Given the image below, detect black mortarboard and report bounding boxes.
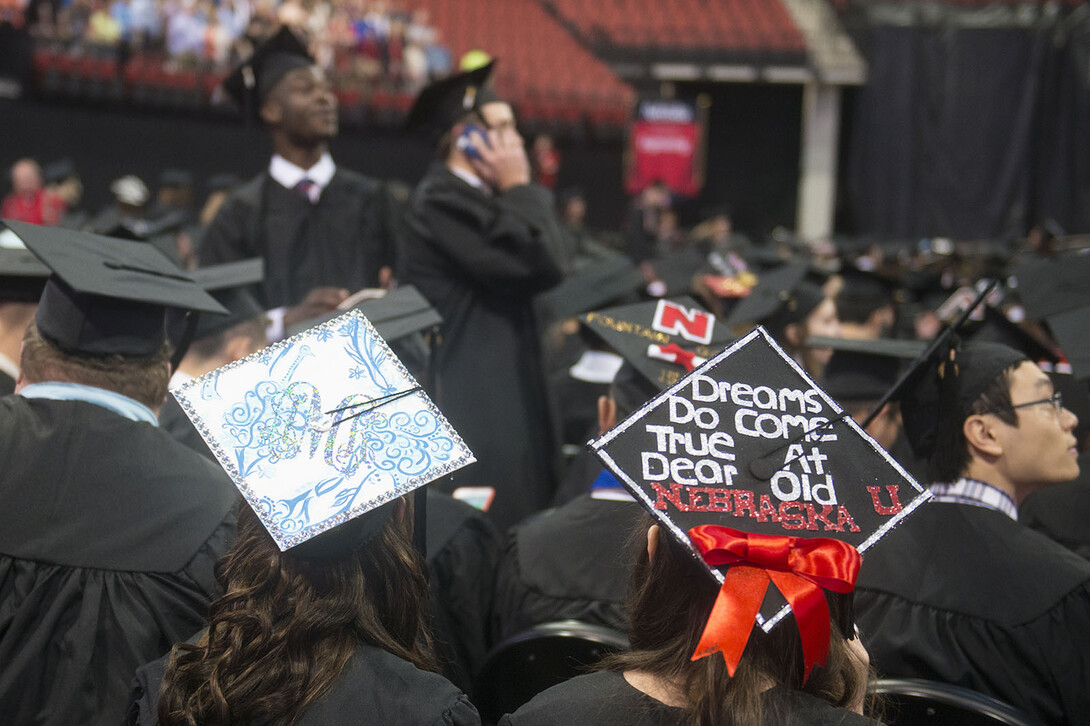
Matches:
[221,26,314,124]
[191,259,265,340]
[174,308,474,555]
[3,220,226,357]
[812,337,925,403]
[42,158,78,186]
[591,326,928,679]
[836,267,896,324]
[159,168,194,188]
[403,61,500,140]
[899,341,1027,460]
[537,255,644,322]
[285,285,441,342]
[1010,252,1090,380]
[646,246,706,297]
[581,297,733,392]
[725,262,825,333]
[0,242,50,303]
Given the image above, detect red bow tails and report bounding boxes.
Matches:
[686,525,861,682]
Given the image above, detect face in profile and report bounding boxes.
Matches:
[991,361,1080,490]
[479,101,522,147]
[264,66,339,142]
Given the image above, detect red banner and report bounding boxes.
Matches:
[627,120,702,197]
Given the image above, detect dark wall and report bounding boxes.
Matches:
[0,99,628,229]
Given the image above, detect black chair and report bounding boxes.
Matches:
[869,678,1045,726]
[473,620,629,724]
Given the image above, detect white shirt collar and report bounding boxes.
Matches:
[448,165,491,195]
[0,351,18,382]
[929,477,1018,521]
[268,152,336,195]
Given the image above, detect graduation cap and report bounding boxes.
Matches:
[1010,252,1090,380]
[725,262,825,334]
[0,244,50,303]
[836,267,897,322]
[581,297,734,392]
[222,26,315,124]
[536,255,644,322]
[190,259,266,340]
[285,285,441,342]
[590,326,929,680]
[811,337,925,404]
[42,158,78,186]
[172,308,474,555]
[403,61,500,140]
[2,219,227,358]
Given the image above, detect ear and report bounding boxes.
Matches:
[598,395,617,435]
[783,321,804,349]
[259,98,282,126]
[646,524,660,563]
[963,414,1004,458]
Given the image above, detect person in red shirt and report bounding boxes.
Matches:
[2,159,65,226]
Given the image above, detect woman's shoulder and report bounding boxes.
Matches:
[297,646,480,726]
[769,687,879,726]
[500,671,678,726]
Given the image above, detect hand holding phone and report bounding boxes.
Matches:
[456,124,490,161]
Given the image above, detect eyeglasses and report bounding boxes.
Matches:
[985,391,1064,416]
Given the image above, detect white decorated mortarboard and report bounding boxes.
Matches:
[173,309,474,554]
[590,326,930,680]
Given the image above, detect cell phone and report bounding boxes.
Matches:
[455,123,489,161]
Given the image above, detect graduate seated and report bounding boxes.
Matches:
[135,299,481,725]
[0,221,238,726]
[855,341,1090,725]
[501,325,909,726]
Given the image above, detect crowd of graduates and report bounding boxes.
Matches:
[3,22,1090,726]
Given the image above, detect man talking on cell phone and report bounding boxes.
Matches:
[400,60,569,531]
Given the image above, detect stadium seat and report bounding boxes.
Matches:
[869,678,1045,726]
[473,620,629,724]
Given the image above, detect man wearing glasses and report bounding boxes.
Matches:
[854,342,1090,725]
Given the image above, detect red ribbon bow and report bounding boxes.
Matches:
[687,525,861,682]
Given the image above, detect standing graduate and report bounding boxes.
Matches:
[201,26,397,339]
[400,62,567,529]
[0,222,239,726]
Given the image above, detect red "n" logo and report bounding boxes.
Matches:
[653,300,713,344]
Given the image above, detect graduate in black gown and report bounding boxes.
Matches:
[200,27,396,336]
[855,341,1090,725]
[0,246,48,395]
[401,62,567,529]
[0,222,239,726]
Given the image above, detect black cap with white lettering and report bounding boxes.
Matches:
[590,325,929,673]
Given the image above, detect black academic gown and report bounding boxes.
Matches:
[200,168,394,309]
[491,491,643,644]
[0,369,13,397]
[1019,452,1090,561]
[401,164,566,529]
[129,643,480,726]
[0,396,238,726]
[159,393,214,460]
[855,501,1090,726]
[498,670,874,726]
[426,489,503,696]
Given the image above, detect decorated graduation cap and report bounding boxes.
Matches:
[173,308,473,556]
[2,219,226,358]
[222,26,315,124]
[0,242,50,303]
[590,326,929,681]
[581,297,734,392]
[403,61,500,141]
[190,259,266,340]
[725,262,825,334]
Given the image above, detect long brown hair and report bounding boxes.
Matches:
[601,517,868,726]
[156,499,436,726]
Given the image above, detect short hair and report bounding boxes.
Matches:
[20,321,170,410]
[928,365,1019,483]
[187,317,267,361]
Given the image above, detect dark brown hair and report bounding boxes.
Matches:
[601,518,868,726]
[929,366,1018,484]
[156,500,436,726]
[20,320,169,409]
